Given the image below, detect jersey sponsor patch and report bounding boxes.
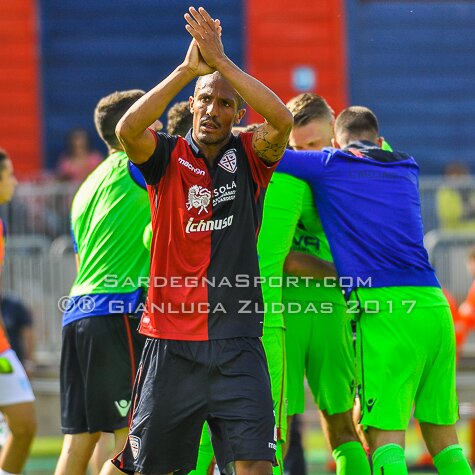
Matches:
[129,435,141,461]
[185,216,234,234]
[213,181,237,206]
[218,148,237,173]
[186,185,211,215]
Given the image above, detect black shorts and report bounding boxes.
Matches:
[113,337,276,475]
[60,315,145,434]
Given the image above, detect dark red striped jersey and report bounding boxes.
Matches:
[136,130,278,340]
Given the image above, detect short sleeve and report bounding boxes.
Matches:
[128,161,147,190]
[240,132,279,188]
[135,130,178,185]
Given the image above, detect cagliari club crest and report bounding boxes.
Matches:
[129,435,141,460]
[218,148,237,173]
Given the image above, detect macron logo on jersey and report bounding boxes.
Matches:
[185,216,234,233]
[178,157,206,176]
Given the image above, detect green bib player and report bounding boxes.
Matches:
[277,106,472,475]
[281,94,370,475]
[55,90,161,475]
[258,171,325,475]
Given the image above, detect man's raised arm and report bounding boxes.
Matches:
[115,39,215,164]
[185,7,293,164]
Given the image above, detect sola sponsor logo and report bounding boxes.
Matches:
[185,215,234,233]
[214,181,236,198]
[186,185,211,215]
[178,157,206,176]
[213,180,237,206]
[218,148,237,173]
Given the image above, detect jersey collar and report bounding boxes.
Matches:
[344,140,411,163]
[343,140,379,152]
[185,130,236,160]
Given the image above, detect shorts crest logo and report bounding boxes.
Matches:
[218,148,237,173]
[366,398,376,413]
[115,399,131,418]
[186,185,211,215]
[129,435,141,460]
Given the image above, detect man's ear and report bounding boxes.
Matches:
[189,96,194,113]
[377,136,384,147]
[234,108,246,125]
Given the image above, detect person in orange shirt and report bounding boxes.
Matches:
[458,247,475,467]
[443,289,468,357]
[458,246,475,332]
[0,148,37,475]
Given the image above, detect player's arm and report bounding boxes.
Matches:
[284,251,337,279]
[21,326,35,377]
[185,7,293,164]
[116,40,214,164]
[277,148,329,184]
[258,176,306,284]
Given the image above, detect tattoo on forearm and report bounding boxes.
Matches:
[253,126,287,164]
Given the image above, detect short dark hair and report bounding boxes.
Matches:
[194,72,245,110]
[286,93,334,126]
[0,148,9,177]
[167,101,193,136]
[94,89,145,150]
[334,106,379,140]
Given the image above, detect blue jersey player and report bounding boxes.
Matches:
[277,106,471,475]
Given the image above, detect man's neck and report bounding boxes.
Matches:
[191,132,232,166]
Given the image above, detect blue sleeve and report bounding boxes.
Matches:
[128,161,147,190]
[276,149,328,184]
